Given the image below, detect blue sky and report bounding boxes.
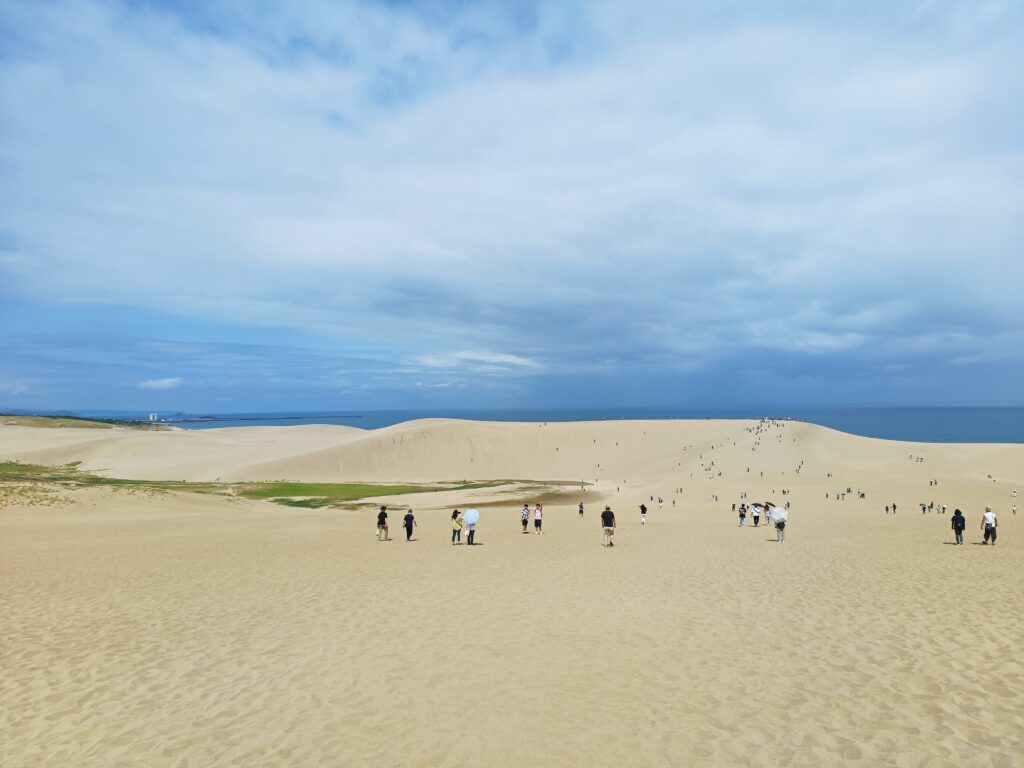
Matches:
[1,0,1023,411]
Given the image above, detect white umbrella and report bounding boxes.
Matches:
[770,507,788,524]
[462,508,480,526]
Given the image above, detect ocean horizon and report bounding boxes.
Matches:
[9,405,1024,444]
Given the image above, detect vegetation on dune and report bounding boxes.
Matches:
[238,480,502,506]
[238,482,430,501]
[0,414,169,430]
[0,462,505,508]
[0,462,223,494]
[0,462,53,476]
[268,497,342,509]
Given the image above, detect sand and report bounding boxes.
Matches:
[2,418,1022,767]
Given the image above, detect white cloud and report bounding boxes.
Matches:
[0,377,29,396]
[1,0,1022,395]
[139,377,183,390]
[412,351,542,371]
[452,351,542,368]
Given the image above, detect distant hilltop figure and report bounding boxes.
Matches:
[148,413,159,422]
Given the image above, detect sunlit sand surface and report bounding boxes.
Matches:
[2,419,1022,767]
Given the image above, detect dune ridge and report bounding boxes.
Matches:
[4,418,1021,487]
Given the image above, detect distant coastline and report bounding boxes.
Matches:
[3,406,1022,444]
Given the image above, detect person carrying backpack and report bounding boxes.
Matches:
[951,509,966,545]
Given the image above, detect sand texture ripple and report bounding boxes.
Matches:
[2,418,1022,767]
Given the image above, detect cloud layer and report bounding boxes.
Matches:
[1,0,1022,408]
[139,377,183,390]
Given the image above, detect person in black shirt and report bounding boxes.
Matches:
[639,503,647,526]
[951,509,966,545]
[403,509,416,541]
[376,506,389,541]
[601,505,616,547]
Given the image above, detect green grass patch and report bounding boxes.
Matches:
[1,414,168,430]
[0,461,223,494]
[1,461,504,508]
[239,482,430,501]
[238,480,503,506]
[269,497,337,509]
[0,461,52,476]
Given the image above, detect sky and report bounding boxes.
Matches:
[1,0,1023,412]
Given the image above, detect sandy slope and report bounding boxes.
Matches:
[2,419,1022,767]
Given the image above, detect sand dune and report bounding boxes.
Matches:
[6,417,1020,489]
[2,419,1022,767]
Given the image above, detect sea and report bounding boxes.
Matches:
[17,406,1024,444]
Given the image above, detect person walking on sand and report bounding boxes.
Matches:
[377,506,389,541]
[601,505,616,547]
[534,503,543,534]
[521,504,530,534]
[770,504,786,543]
[738,504,747,527]
[579,501,584,518]
[403,509,416,541]
[951,509,966,545]
[981,507,998,545]
[451,509,463,545]
[640,503,647,525]
[752,505,760,527]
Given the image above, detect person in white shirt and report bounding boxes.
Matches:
[981,508,998,545]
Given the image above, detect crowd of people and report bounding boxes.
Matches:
[735,501,788,541]
[373,490,1008,549]
[374,501,620,546]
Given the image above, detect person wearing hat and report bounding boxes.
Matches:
[601,505,616,547]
